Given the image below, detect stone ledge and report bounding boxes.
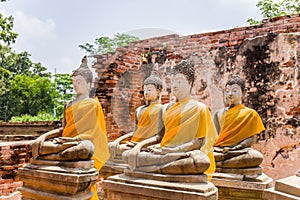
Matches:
[103,174,218,200]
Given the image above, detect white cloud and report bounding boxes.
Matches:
[13,11,56,39]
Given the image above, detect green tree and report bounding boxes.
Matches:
[53,73,74,118]
[0,6,55,121]
[79,33,139,54]
[0,13,18,45]
[248,0,300,25]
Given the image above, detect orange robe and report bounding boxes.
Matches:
[131,103,162,142]
[62,98,110,200]
[215,104,265,147]
[161,97,218,175]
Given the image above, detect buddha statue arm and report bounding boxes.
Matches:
[221,135,256,153]
[150,137,205,154]
[31,127,64,158]
[123,134,162,170]
[109,132,134,158]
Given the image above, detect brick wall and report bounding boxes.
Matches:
[0,141,31,198]
[0,122,60,198]
[93,14,300,180]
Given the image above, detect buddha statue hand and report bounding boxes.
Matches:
[122,144,142,170]
[31,128,63,159]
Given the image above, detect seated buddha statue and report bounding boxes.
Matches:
[31,58,110,200]
[122,60,218,175]
[213,75,264,169]
[31,57,109,168]
[108,72,164,163]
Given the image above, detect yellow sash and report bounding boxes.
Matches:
[62,98,110,171]
[131,103,162,142]
[160,98,218,176]
[215,104,265,147]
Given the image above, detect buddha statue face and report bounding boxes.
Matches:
[225,83,243,105]
[172,73,191,100]
[72,75,91,95]
[143,84,159,102]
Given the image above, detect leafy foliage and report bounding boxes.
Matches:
[0,13,18,45]
[248,0,300,25]
[10,112,60,122]
[79,33,139,54]
[0,10,59,121]
[52,73,74,118]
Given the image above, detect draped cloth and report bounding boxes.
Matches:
[62,98,110,200]
[160,97,218,175]
[215,104,265,147]
[131,103,163,142]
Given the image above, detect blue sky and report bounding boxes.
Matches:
[0,0,262,74]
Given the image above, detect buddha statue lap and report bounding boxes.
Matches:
[213,75,264,171]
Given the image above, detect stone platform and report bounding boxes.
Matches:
[211,168,273,200]
[100,160,127,179]
[263,173,300,200]
[19,159,99,200]
[102,172,218,200]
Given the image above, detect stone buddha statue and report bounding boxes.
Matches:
[122,60,218,175]
[108,71,164,163]
[30,58,110,199]
[213,75,264,170]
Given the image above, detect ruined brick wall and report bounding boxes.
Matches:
[0,141,31,198]
[93,14,300,180]
[0,122,59,198]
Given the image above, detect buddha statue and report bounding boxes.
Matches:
[107,71,164,163]
[30,57,110,200]
[122,60,218,175]
[213,75,264,169]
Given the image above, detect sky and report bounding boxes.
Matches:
[0,0,262,74]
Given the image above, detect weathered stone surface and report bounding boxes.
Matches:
[103,174,218,200]
[263,175,300,200]
[215,167,262,177]
[19,159,98,200]
[100,161,127,179]
[124,170,207,183]
[212,173,273,200]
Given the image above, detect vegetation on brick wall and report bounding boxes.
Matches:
[79,33,139,54]
[248,0,300,25]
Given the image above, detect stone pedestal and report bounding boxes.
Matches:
[212,168,273,200]
[100,160,127,179]
[19,159,99,200]
[263,173,300,200]
[102,172,218,200]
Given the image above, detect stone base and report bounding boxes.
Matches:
[124,169,208,183]
[99,160,127,179]
[263,175,300,200]
[102,173,218,200]
[19,159,98,200]
[212,172,273,200]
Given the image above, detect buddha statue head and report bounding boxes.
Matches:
[225,75,245,106]
[171,60,195,100]
[72,56,94,96]
[143,71,163,103]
